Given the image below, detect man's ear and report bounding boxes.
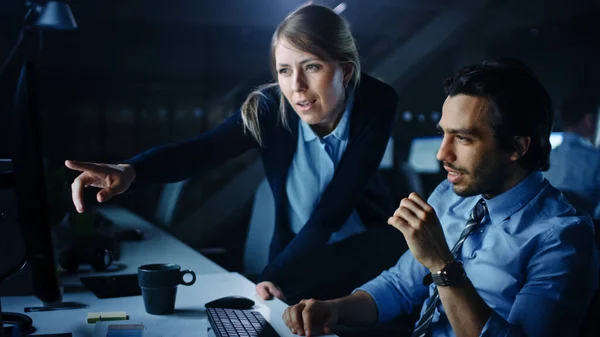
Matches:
[510,136,531,162]
[342,63,354,87]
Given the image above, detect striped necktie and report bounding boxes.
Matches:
[411,198,487,337]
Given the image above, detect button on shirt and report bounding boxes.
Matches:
[358,172,599,336]
[286,89,367,244]
[544,132,600,218]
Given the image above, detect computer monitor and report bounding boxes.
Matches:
[8,61,61,304]
[408,132,566,174]
[408,136,442,174]
[549,132,563,149]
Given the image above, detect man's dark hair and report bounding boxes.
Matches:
[443,58,553,172]
[560,96,599,128]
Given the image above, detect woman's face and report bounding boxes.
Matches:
[274,38,353,136]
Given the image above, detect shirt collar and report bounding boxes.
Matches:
[484,171,545,225]
[300,88,354,143]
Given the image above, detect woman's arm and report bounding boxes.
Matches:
[123,90,279,185]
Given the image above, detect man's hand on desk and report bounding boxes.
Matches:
[65,160,136,213]
[256,281,287,302]
[283,299,338,337]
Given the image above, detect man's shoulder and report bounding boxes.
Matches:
[519,183,593,237]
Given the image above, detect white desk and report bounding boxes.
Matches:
[1,206,337,337]
[3,272,334,337]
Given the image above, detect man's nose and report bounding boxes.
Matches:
[436,136,456,163]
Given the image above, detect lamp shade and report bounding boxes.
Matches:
[35,1,77,30]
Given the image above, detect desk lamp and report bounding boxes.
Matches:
[0,1,77,336]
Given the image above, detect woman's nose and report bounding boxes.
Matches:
[292,72,307,92]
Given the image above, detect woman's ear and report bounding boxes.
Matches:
[342,63,354,87]
[510,136,531,162]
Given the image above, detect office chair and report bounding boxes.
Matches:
[154,179,190,229]
[243,178,275,281]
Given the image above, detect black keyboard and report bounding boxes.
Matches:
[206,307,280,337]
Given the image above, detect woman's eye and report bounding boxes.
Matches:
[306,64,320,71]
[278,68,288,75]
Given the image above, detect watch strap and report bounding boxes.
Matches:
[423,261,465,287]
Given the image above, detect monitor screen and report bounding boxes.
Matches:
[549,132,563,149]
[408,137,442,174]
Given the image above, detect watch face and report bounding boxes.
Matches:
[433,261,465,286]
[445,261,465,280]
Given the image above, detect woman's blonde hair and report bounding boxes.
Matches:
[240,3,361,146]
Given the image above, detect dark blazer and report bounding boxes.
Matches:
[126,73,399,287]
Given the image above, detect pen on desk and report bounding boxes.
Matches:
[24,302,89,312]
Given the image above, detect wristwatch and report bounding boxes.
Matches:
[427,260,466,287]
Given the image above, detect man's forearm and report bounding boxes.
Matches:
[437,278,492,337]
[329,290,379,326]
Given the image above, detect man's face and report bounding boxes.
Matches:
[436,94,515,198]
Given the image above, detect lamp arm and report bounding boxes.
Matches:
[0,1,45,77]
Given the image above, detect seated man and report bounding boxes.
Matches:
[544,96,600,218]
[282,59,599,337]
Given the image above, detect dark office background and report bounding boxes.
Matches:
[1,0,600,276]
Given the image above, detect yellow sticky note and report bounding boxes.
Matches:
[87,311,128,323]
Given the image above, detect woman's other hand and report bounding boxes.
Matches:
[256,281,287,301]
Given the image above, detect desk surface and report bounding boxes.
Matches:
[86,205,224,275]
[3,272,335,337]
[1,206,336,337]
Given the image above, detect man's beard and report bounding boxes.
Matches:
[451,161,505,198]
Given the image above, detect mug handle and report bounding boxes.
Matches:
[180,269,196,286]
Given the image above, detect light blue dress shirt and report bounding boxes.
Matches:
[544,132,600,218]
[286,89,367,244]
[358,172,599,336]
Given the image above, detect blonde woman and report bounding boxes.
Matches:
[66,4,406,303]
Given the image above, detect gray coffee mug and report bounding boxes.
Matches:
[138,263,196,315]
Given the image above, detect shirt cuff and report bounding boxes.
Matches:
[480,311,523,337]
[354,278,401,323]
